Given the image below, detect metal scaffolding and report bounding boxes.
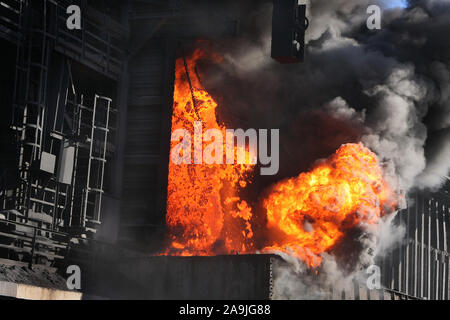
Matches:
[378,184,450,300]
[63,92,116,233]
[11,0,53,221]
[0,0,120,268]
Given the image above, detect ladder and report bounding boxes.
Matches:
[81,95,112,229]
[12,0,53,218]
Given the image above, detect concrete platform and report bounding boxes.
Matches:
[0,281,82,300]
[0,259,82,300]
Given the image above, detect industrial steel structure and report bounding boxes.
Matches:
[0,0,124,271]
[0,0,448,300]
[379,184,450,300]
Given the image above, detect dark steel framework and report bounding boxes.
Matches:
[378,182,450,300]
[0,0,124,267]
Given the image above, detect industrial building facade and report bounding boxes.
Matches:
[379,187,450,300]
[0,0,448,300]
[0,0,174,253]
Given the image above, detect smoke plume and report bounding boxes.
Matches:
[197,0,450,298]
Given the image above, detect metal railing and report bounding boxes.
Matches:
[0,217,69,268]
[0,0,127,79]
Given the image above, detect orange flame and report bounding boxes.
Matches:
[164,48,395,267]
[166,48,255,256]
[262,143,394,267]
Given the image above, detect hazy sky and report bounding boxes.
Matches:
[382,0,407,8]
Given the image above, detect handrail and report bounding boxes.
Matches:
[0,217,70,268]
[0,218,69,237]
[0,0,127,78]
[383,287,423,300]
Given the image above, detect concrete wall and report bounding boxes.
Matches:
[0,281,82,300]
[86,255,272,299]
[0,259,82,300]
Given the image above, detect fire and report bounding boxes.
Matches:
[164,48,395,267]
[166,48,255,255]
[262,143,394,267]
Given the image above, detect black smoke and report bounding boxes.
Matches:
[190,0,450,296]
[200,0,450,193]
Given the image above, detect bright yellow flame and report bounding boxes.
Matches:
[262,143,394,267]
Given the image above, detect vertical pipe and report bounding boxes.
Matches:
[53,182,59,230]
[82,96,97,227]
[96,97,111,222]
[413,193,419,297]
[420,194,425,298]
[427,198,431,299]
[444,203,449,299]
[405,207,410,295]
[446,255,449,300]
[28,226,37,269]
